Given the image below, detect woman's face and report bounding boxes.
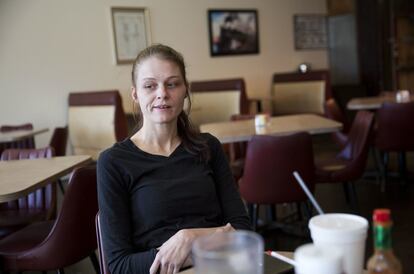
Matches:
[132,56,187,126]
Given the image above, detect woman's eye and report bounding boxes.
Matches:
[167,83,176,89]
[144,84,155,89]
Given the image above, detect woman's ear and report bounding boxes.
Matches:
[131,87,138,103]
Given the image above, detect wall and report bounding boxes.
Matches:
[0,0,327,147]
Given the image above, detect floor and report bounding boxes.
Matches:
[8,136,414,274]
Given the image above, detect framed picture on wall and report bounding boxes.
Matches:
[111,7,151,64]
[208,9,259,57]
[294,14,327,50]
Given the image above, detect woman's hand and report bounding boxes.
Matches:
[149,229,194,274]
[149,223,235,274]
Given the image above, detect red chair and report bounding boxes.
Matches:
[96,213,110,274]
[0,123,35,155]
[0,123,33,132]
[271,70,331,116]
[315,111,374,212]
[324,98,351,147]
[68,90,128,160]
[228,114,256,182]
[49,126,68,157]
[239,132,315,231]
[0,165,99,273]
[375,102,414,186]
[0,147,56,240]
[49,126,69,194]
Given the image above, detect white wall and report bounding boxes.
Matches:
[0,0,327,147]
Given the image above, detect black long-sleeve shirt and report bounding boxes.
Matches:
[97,133,251,274]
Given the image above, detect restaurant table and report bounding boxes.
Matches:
[179,251,294,274]
[0,155,92,203]
[179,251,369,274]
[200,114,342,144]
[0,127,49,143]
[347,94,414,110]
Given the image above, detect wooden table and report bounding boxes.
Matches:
[0,128,49,143]
[180,251,368,274]
[200,114,342,144]
[180,251,294,274]
[347,94,414,110]
[0,155,92,203]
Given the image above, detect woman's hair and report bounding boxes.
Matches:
[131,44,210,161]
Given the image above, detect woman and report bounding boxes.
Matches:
[97,44,251,274]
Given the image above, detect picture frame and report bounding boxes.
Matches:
[208,9,259,57]
[111,7,151,64]
[294,14,327,50]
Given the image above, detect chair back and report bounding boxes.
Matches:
[49,126,68,157]
[0,123,33,132]
[22,165,98,269]
[189,78,249,128]
[68,90,128,160]
[271,70,331,115]
[335,111,374,180]
[375,102,414,151]
[96,212,111,274]
[0,147,56,219]
[324,98,350,147]
[239,132,315,204]
[0,123,35,153]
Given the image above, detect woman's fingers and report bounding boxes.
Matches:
[149,254,160,274]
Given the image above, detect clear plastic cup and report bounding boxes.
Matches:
[192,230,264,274]
[309,214,368,274]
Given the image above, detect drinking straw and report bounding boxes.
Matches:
[293,171,324,215]
[266,250,296,266]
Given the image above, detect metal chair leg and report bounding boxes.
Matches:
[342,182,350,204]
[383,152,389,185]
[346,182,360,214]
[57,179,65,194]
[89,252,100,274]
[266,205,277,222]
[398,152,407,187]
[57,269,65,274]
[252,204,259,231]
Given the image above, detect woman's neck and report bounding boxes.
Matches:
[131,122,181,156]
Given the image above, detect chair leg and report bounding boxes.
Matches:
[57,179,65,194]
[252,204,259,231]
[345,182,360,214]
[383,152,389,186]
[89,252,100,274]
[266,204,277,222]
[342,182,350,204]
[302,201,313,220]
[398,152,407,187]
[57,269,64,274]
[296,202,303,221]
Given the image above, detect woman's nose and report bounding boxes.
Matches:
[156,85,168,98]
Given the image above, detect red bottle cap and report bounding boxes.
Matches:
[373,208,391,223]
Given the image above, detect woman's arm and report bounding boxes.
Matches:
[150,223,235,274]
[97,150,157,274]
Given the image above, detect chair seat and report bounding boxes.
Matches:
[0,208,48,239]
[0,209,47,226]
[316,156,349,172]
[0,220,54,254]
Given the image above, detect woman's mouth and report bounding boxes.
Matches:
[153,105,170,109]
